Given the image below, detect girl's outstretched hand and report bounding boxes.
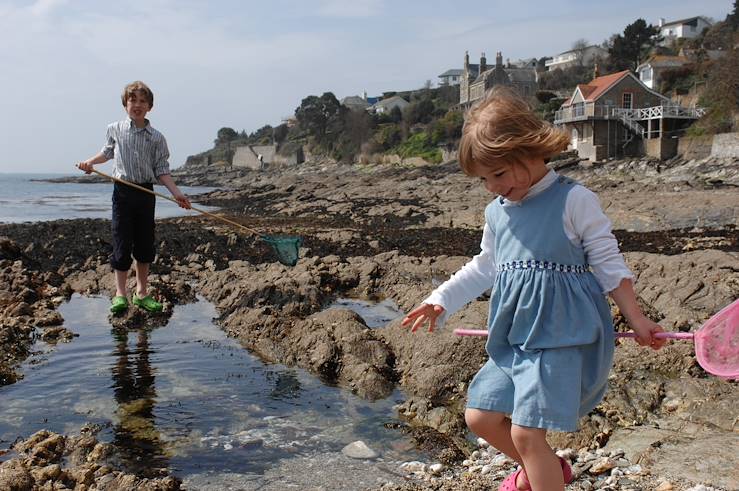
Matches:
[630,315,667,350]
[401,303,445,333]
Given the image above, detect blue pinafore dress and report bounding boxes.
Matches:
[466,176,615,432]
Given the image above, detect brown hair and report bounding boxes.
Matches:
[121,81,154,107]
[458,87,569,175]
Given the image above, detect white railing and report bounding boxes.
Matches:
[555,103,706,125]
[613,105,707,120]
[613,111,645,137]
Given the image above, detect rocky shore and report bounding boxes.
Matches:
[1,155,737,490]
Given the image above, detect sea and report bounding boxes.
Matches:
[0,173,218,224]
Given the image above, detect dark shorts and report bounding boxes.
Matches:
[111,182,156,271]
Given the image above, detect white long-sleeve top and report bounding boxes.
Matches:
[424,170,633,326]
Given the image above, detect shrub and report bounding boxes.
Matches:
[393,132,442,163]
[430,111,464,145]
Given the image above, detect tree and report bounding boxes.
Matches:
[730,0,739,30]
[691,47,739,134]
[571,38,589,66]
[273,124,289,146]
[215,127,238,144]
[248,125,274,145]
[294,92,346,148]
[538,65,592,91]
[607,19,662,71]
[405,98,435,125]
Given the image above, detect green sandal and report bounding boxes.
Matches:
[133,294,163,313]
[110,295,129,314]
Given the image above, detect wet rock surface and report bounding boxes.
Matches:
[0,428,180,490]
[0,156,737,490]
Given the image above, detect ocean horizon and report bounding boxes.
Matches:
[0,172,218,224]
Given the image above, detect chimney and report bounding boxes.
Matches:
[496,51,503,67]
[464,50,469,70]
[593,63,600,80]
[658,17,665,27]
[362,90,367,101]
[480,52,487,73]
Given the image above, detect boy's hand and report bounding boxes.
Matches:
[172,191,191,209]
[401,303,445,333]
[77,162,94,173]
[629,315,666,350]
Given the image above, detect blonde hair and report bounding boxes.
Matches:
[458,87,569,175]
[121,81,154,108]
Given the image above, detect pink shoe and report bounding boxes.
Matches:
[499,457,572,490]
[499,468,530,491]
[560,457,573,484]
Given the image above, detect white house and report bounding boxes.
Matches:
[545,45,608,71]
[371,95,410,114]
[438,69,464,86]
[636,55,689,89]
[658,16,712,45]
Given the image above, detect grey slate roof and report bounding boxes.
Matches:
[474,66,536,84]
[341,95,370,108]
[662,16,711,28]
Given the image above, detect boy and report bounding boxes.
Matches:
[78,81,191,314]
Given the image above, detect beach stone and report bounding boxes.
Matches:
[400,461,426,473]
[0,459,33,490]
[589,457,617,474]
[341,440,378,459]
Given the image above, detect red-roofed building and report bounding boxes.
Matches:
[554,69,704,161]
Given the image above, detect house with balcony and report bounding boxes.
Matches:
[438,69,464,86]
[554,69,705,161]
[545,45,608,71]
[658,16,712,45]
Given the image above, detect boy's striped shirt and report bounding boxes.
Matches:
[101,117,170,184]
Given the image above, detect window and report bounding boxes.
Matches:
[622,92,633,109]
[641,67,652,82]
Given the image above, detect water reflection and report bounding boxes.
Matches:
[267,370,302,400]
[0,294,425,485]
[110,327,168,477]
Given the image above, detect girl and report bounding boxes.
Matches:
[402,88,665,491]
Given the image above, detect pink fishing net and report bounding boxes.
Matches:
[694,299,739,380]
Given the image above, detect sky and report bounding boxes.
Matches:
[0,0,732,173]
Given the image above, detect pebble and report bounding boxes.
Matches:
[394,435,725,490]
[590,457,617,474]
[341,440,378,459]
[400,461,425,473]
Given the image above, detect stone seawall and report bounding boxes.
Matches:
[677,135,713,159]
[711,132,739,158]
[677,132,739,160]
